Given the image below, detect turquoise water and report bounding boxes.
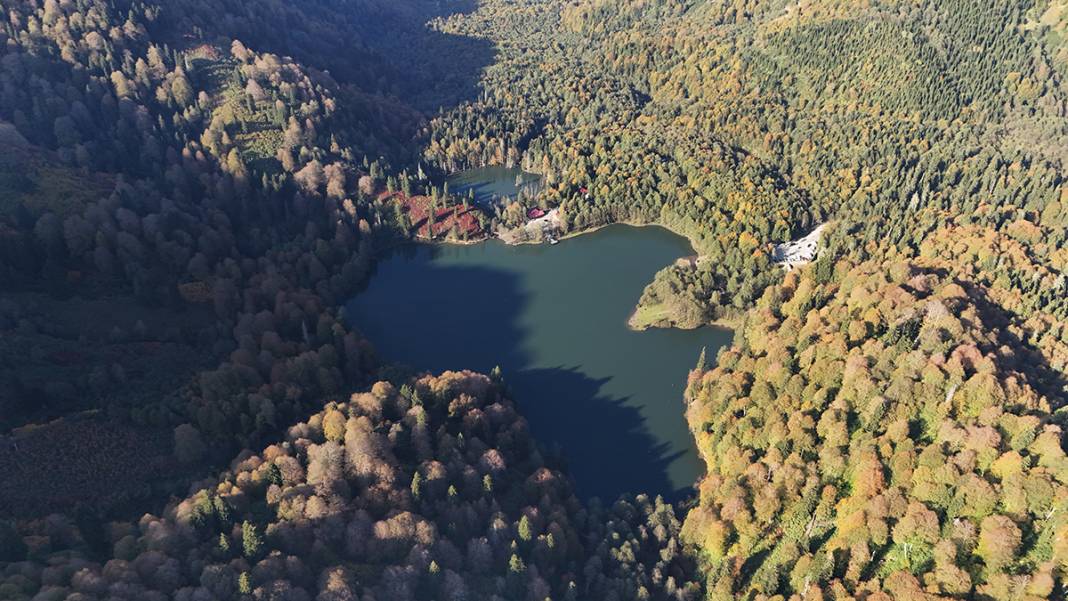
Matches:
[446,166,541,206]
[345,225,731,501]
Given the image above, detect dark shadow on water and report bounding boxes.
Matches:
[510,366,689,503]
[345,244,533,389]
[344,244,690,503]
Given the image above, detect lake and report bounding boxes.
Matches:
[345,225,731,502]
[446,166,541,206]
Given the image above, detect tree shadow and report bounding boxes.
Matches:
[510,365,687,503]
[343,243,691,503]
[274,0,496,113]
[344,244,531,376]
[173,0,495,114]
[351,0,494,112]
[960,280,1068,413]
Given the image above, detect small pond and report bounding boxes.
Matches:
[446,166,541,206]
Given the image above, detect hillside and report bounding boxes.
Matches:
[2,372,701,601]
[1,0,1068,599]
[426,0,1068,324]
[684,228,1068,598]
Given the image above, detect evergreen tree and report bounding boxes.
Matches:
[238,571,252,595]
[218,533,231,556]
[411,471,423,500]
[519,515,533,542]
[267,462,283,486]
[242,521,263,559]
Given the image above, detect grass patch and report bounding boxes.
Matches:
[194,53,286,175]
[628,301,673,330]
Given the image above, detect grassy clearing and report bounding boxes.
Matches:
[191,51,286,175]
[627,302,673,330]
[218,82,286,172]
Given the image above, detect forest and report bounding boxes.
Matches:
[2,0,1067,599]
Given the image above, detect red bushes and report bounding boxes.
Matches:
[380,192,485,240]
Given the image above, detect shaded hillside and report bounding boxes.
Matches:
[1,372,703,601]
[2,0,1068,599]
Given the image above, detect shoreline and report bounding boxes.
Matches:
[626,305,741,333]
[396,217,689,249]
[375,217,737,334]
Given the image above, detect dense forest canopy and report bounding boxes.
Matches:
[1,0,1068,599]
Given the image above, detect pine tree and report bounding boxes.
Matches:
[212,496,233,528]
[267,462,283,486]
[695,346,707,372]
[218,533,231,556]
[411,471,423,500]
[238,571,252,595]
[519,515,533,542]
[242,521,263,559]
[509,553,526,574]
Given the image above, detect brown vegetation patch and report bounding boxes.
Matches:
[0,416,178,518]
[381,191,485,240]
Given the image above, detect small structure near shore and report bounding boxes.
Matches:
[499,208,562,245]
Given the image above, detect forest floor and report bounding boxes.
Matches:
[1,289,216,431]
[0,122,114,219]
[0,413,189,519]
[381,191,487,241]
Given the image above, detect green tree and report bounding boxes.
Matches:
[242,521,263,559]
[267,462,284,486]
[519,515,533,542]
[218,533,231,556]
[509,553,526,574]
[411,471,423,500]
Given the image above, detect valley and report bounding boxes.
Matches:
[1,0,1067,600]
[346,224,731,501]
